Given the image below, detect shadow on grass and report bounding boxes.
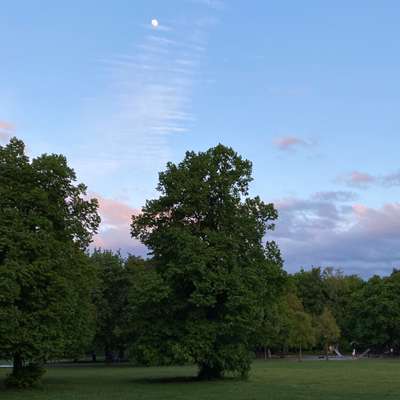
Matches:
[131,376,240,385]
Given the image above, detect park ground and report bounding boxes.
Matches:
[1,359,400,399]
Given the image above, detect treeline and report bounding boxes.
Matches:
[88,252,400,363]
[257,266,400,359]
[1,138,399,389]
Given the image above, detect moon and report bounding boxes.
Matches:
[151,19,159,28]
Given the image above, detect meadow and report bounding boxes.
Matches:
[1,359,399,400]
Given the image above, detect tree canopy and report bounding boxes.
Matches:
[0,138,100,387]
[130,144,285,378]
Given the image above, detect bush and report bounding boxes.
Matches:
[4,364,46,389]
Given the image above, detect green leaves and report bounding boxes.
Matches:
[129,144,284,378]
[0,137,100,385]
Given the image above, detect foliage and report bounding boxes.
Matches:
[323,269,363,349]
[0,138,100,386]
[293,268,327,315]
[255,242,288,353]
[4,365,45,389]
[348,273,400,350]
[285,293,315,360]
[90,250,132,361]
[129,144,285,378]
[316,307,340,358]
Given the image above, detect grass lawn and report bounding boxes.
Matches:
[1,359,399,399]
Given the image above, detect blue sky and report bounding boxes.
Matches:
[2,1,400,276]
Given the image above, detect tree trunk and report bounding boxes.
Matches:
[118,348,125,362]
[264,346,267,361]
[198,363,223,380]
[105,345,113,363]
[13,353,23,375]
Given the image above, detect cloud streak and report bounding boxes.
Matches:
[338,171,376,188]
[86,17,213,172]
[190,0,225,9]
[339,170,400,188]
[312,190,359,202]
[273,136,311,151]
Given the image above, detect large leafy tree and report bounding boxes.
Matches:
[130,144,285,379]
[0,138,100,386]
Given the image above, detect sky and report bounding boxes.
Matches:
[2,0,400,276]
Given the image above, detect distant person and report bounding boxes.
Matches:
[352,348,356,360]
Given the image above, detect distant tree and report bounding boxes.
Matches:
[316,307,340,360]
[322,268,364,349]
[91,250,130,362]
[293,267,326,315]
[286,293,315,361]
[348,274,400,351]
[129,144,285,379]
[0,138,100,387]
[256,242,288,359]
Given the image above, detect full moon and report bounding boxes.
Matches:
[151,19,159,28]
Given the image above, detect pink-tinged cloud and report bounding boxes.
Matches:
[270,195,400,276]
[96,195,140,228]
[352,203,369,216]
[349,171,375,185]
[0,120,15,142]
[351,202,400,237]
[273,136,308,151]
[90,194,147,256]
[339,171,376,187]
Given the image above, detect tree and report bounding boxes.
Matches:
[255,241,288,359]
[348,274,400,352]
[285,293,315,361]
[0,138,100,387]
[91,250,130,362]
[316,307,340,360]
[293,268,327,315]
[130,144,285,379]
[322,268,363,349]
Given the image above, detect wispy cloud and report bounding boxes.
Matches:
[337,171,376,188]
[338,169,400,189]
[86,18,213,171]
[273,136,311,151]
[0,120,15,142]
[312,190,359,202]
[190,0,225,10]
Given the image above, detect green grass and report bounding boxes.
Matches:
[1,359,400,399]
